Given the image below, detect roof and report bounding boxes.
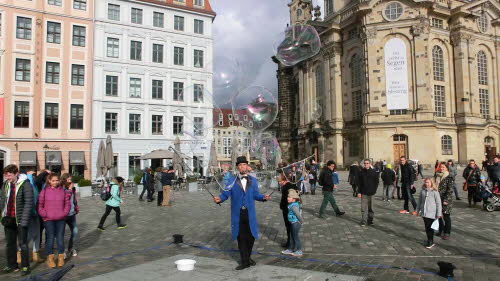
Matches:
[135,0,216,17]
[213,108,252,128]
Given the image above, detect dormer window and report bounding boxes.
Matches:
[296,9,302,17]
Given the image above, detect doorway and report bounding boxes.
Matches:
[485,137,496,161]
[393,134,408,162]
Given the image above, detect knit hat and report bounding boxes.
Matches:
[386,164,392,169]
[288,189,300,200]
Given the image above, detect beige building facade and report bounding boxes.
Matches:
[274,0,500,167]
[0,0,94,177]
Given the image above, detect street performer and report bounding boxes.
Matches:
[214,156,270,270]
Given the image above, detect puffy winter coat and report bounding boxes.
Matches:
[0,178,34,227]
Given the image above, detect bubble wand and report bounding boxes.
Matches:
[168,146,221,206]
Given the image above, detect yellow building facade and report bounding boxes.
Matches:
[274,0,500,167]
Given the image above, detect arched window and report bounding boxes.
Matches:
[296,9,302,17]
[484,136,494,146]
[315,65,324,98]
[432,46,444,81]
[315,64,324,121]
[477,13,489,33]
[351,54,362,87]
[441,135,452,155]
[477,51,488,85]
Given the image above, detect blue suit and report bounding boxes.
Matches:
[219,175,265,240]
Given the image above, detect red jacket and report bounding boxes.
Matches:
[37,186,71,221]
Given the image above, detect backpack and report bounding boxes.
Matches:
[100,184,111,201]
[318,170,326,186]
[410,166,417,182]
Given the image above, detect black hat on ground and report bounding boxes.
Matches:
[437,261,456,277]
[236,156,249,166]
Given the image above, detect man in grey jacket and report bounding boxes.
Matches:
[446,160,461,200]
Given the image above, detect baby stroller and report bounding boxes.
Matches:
[481,183,500,212]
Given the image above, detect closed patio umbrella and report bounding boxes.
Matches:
[96,140,106,178]
[173,137,184,178]
[231,139,239,172]
[105,135,114,178]
[139,150,175,160]
[208,141,218,175]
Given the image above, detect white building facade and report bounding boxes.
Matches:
[92,0,216,179]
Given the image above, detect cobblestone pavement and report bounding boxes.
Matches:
[1,171,499,281]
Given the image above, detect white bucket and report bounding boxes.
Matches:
[174,259,196,271]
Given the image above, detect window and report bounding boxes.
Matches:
[194,0,203,6]
[218,120,223,126]
[45,62,60,84]
[441,135,452,155]
[434,85,445,117]
[44,103,59,129]
[431,18,443,28]
[107,38,119,58]
[326,0,334,16]
[130,41,142,61]
[352,90,363,119]
[297,9,302,17]
[432,46,444,81]
[477,51,488,85]
[173,116,184,135]
[173,82,184,101]
[105,112,118,133]
[223,137,232,156]
[234,114,239,121]
[15,59,31,82]
[72,25,86,47]
[152,44,163,63]
[73,0,87,10]
[228,114,233,120]
[16,17,32,40]
[194,84,203,102]
[152,115,163,135]
[348,28,358,39]
[351,54,363,87]
[108,4,120,20]
[384,2,403,21]
[129,114,141,134]
[477,13,489,33]
[153,12,164,28]
[48,0,62,6]
[71,64,85,86]
[229,121,233,126]
[174,47,184,65]
[152,80,163,99]
[131,8,143,24]
[194,117,204,136]
[194,50,204,68]
[348,135,362,157]
[243,115,248,121]
[47,22,61,43]
[129,78,141,98]
[194,19,204,34]
[174,16,184,31]
[479,89,489,119]
[390,109,408,115]
[128,155,141,179]
[14,101,29,128]
[70,104,84,129]
[106,75,118,96]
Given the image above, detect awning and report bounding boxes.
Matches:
[45,151,62,166]
[139,150,190,160]
[19,151,37,166]
[69,151,85,165]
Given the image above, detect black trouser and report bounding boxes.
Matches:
[140,187,154,200]
[467,186,478,206]
[98,205,121,227]
[423,218,434,244]
[237,208,254,266]
[402,183,417,211]
[157,191,163,206]
[351,184,357,196]
[3,217,29,268]
[281,208,291,247]
[139,186,147,199]
[439,214,451,235]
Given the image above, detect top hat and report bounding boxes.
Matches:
[236,156,249,166]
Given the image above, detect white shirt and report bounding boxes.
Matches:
[240,175,248,192]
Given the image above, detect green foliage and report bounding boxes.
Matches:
[78,179,92,187]
[133,169,144,185]
[71,175,83,185]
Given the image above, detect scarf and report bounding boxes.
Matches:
[435,171,449,186]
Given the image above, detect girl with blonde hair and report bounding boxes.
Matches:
[416,178,442,249]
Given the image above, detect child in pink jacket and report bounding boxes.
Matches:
[37,173,71,268]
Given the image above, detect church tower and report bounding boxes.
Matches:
[288,0,313,24]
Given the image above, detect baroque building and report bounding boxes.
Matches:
[274,0,500,167]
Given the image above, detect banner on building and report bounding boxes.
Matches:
[0,97,4,134]
[384,38,410,110]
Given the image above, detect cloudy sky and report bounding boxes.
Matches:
[210,0,324,101]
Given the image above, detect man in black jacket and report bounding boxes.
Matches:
[0,164,34,275]
[318,161,345,218]
[160,167,175,207]
[463,160,482,207]
[398,156,417,214]
[357,159,379,226]
[487,155,500,188]
[139,168,154,202]
[348,163,360,197]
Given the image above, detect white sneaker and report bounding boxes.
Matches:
[63,252,67,260]
[70,249,78,257]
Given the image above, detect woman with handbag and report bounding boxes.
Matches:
[462,160,482,208]
[436,163,454,240]
[416,178,442,249]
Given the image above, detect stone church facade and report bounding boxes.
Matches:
[273,0,500,167]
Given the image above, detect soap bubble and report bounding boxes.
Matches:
[304,99,323,122]
[275,24,321,66]
[231,86,278,132]
[250,133,281,170]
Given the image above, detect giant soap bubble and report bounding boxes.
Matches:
[231,86,278,132]
[250,133,281,170]
[275,24,321,66]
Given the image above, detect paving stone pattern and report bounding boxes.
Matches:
[0,171,498,281]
